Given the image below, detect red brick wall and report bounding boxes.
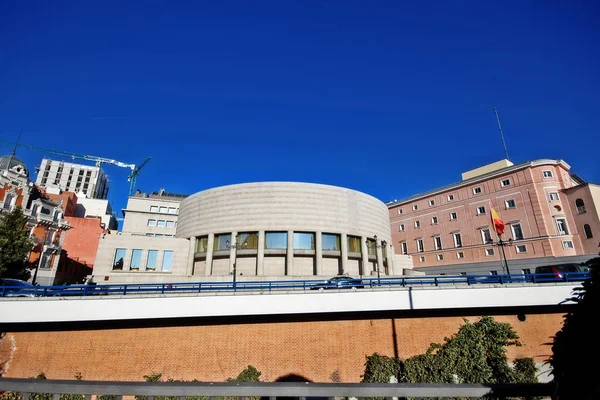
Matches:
[0,313,564,383]
[62,217,106,267]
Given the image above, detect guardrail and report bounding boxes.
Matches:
[0,272,590,298]
[0,378,555,399]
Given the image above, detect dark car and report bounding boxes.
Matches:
[534,263,588,281]
[0,278,39,297]
[310,275,364,290]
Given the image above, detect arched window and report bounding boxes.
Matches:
[584,224,593,239]
[575,198,586,214]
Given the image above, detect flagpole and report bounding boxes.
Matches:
[498,235,511,276]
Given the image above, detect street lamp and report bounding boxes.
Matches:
[486,237,513,275]
[31,228,51,285]
[226,234,244,291]
[365,235,387,285]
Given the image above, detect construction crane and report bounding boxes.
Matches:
[0,140,151,197]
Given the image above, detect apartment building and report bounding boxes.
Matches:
[36,159,109,199]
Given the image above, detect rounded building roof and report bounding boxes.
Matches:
[0,155,28,176]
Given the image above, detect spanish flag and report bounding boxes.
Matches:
[490,207,505,235]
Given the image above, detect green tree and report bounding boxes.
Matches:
[0,207,35,280]
[550,257,600,399]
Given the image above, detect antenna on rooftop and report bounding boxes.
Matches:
[493,107,510,161]
[11,129,22,156]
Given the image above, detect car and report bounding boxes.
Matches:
[534,263,588,281]
[0,278,40,297]
[310,275,364,290]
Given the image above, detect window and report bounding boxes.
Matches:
[556,218,569,235]
[481,228,492,244]
[490,270,498,276]
[473,187,482,194]
[543,170,553,178]
[434,236,442,250]
[416,239,424,253]
[159,206,168,213]
[261,232,285,249]
[505,199,516,209]
[162,250,173,272]
[146,233,154,237]
[419,256,425,263]
[450,212,457,221]
[460,272,467,276]
[456,252,464,259]
[575,198,586,214]
[485,248,495,256]
[429,200,435,206]
[477,206,486,215]
[322,233,341,251]
[500,179,511,187]
[398,208,403,214]
[150,206,159,212]
[447,194,455,201]
[147,219,157,227]
[366,238,377,255]
[414,221,421,229]
[112,248,126,270]
[562,240,574,249]
[157,220,166,227]
[549,192,559,201]
[294,232,315,250]
[437,254,444,261]
[399,224,405,232]
[168,207,177,214]
[522,268,531,275]
[584,224,593,239]
[400,241,407,255]
[130,249,142,270]
[511,223,524,240]
[145,250,158,270]
[347,236,362,253]
[166,221,175,228]
[214,233,232,251]
[196,236,209,253]
[453,232,462,248]
[412,204,418,210]
[431,216,438,225]
[516,245,527,253]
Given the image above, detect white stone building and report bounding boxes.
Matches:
[36,159,109,200]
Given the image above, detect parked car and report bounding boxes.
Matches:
[534,263,588,281]
[310,275,364,290]
[0,278,39,297]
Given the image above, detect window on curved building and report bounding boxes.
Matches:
[584,224,593,239]
[347,236,361,253]
[196,236,209,253]
[294,232,315,250]
[213,233,232,251]
[366,238,377,255]
[238,232,259,249]
[265,232,287,249]
[322,233,341,251]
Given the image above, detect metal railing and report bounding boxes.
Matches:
[0,378,555,399]
[0,272,590,298]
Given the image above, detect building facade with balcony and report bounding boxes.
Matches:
[387,159,599,275]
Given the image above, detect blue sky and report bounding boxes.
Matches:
[1,1,599,225]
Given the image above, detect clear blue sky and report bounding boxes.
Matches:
[1,1,598,225]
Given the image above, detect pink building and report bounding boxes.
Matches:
[388,159,599,275]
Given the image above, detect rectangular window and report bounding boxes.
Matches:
[429,200,435,206]
[549,192,559,201]
[431,216,438,225]
[414,221,421,229]
[562,240,574,249]
[473,187,482,194]
[412,204,418,210]
[456,251,464,259]
[447,194,455,201]
[147,219,157,227]
[398,208,403,214]
[162,250,173,272]
[437,254,444,261]
[347,235,362,253]
[322,233,341,251]
[399,224,405,232]
[453,232,463,248]
[159,206,168,213]
[263,232,286,249]
[166,221,175,228]
[130,249,142,270]
[516,245,527,253]
[434,236,442,250]
[112,248,126,270]
[168,207,177,214]
[556,218,569,235]
[366,238,377,255]
[238,232,259,249]
[400,241,407,255]
[419,256,425,263]
[490,270,498,276]
[450,212,457,221]
[501,179,511,187]
[150,206,159,212]
[214,233,232,251]
[196,236,209,253]
[477,206,486,215]
[294,232,315,250]
[481,228,492,244]
[505,199,516,209]
[522,268,531,274]
[511,223,524,240]
[485,248,495,256]
[157,220,166,228]
[543,170,553,178]
[416,239,424,253]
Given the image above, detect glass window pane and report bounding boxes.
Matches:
[214,233,232,251]
[196,236,209,253]
[238,232,258,249]
[265,232,287,249]
[150,206,159,212]
[113,248,126,270]
[162,250,173,272]
[159,206,168,213]
[347,236,361,253]
[146,250,158,270]
[166,221,175,228]
[130,249,142,270]
[366,239,376,255]
[322,233,341,251]
[294,232,315,250]
[157,220,166,227]
[168,207,177,214]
